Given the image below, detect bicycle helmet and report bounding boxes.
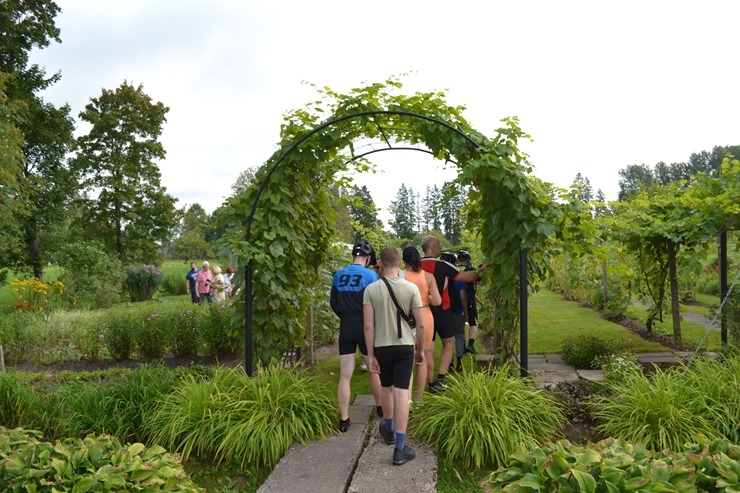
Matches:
[457,250,472,262]
[352,239,374,257]
[440,252,458,264]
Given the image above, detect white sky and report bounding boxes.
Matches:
[30,1,740,221]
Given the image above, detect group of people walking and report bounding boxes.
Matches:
[330,236,484,466]
[185,261,235,303]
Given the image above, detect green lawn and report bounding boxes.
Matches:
[528,289,670,353]
[626,304,721,351]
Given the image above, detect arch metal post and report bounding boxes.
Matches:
[245,260,254,376]
[520,248,528,377]
[719,229,728,345]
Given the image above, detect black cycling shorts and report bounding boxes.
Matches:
[433,309,454,340]
[338,323,368,356]
[375,345,414,389]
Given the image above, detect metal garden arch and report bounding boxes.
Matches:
[243,110,531,377]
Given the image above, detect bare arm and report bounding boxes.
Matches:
[363,304,379,372]
[411,305,426,365]
[426,272,442,306]
[455,264,487,283]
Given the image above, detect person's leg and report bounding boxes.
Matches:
[362,354,382,410]
[391,346,415,465]
[425,347,435,384]
[438,337,454,378]
[337,353,355,422]
[454,316,465,363]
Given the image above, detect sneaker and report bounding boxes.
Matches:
[465,345,476,356]
[339,418,351,433]
[378,421,395,445]
[427,380,445,393]
[360,363,368,371]
[392,445,416,465]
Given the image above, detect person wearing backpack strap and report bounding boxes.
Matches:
[363,246,426,466]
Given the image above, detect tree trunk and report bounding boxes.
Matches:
[26,222,43,281]
[601,259,608,304]
[115,201,123,259]
[667,242,681,345]
[306,305,314,366]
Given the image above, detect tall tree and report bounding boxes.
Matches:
[617,164,655,201]
[570,173,593,203]
[439,181,467,244]
[389,183,416,239]
[74,81,177,262]
[1,0,77,280]
[172,203,212,261]
[346,185,381,239]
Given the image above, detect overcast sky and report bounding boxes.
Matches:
[30,1,740,220]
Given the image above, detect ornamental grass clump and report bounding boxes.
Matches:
[124,264,164,302]
[593,364,720,451]
[412,366,565,469]
[147,365,334,468]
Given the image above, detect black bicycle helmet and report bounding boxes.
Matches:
[457,250,472,262]
[440,252,458,264]
[352,239,374,257]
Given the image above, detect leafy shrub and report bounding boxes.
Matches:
[202,302,241,357]
[124,264,164,302]
[137,310,169,359]
[593,352,642,382]
[592,284,631,320]
[411,366,565,469]
[170,306,202,357]
[483,436,740,493]
[0,311,44,364]
[102,308,139,360]
[161,269,188,295]
[147,365,335,468]
[57,241,123,308]
[560,335,634,369]
[0,427,202,492]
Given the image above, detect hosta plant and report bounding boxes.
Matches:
[0,427,201,492]
[483,436,740,493]
[411,366,565,469]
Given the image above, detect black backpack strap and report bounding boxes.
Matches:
[380,277,411,339]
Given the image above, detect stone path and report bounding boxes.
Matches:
[258,352,688,492]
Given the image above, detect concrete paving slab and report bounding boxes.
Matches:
[349,430,436,493]
[544,353,565,364]
[530,369,580,388]
[353,394,378,408]
[636,354,681,363]
[258,405,372,493]
[528,362,574,372]
[577,369,605,381]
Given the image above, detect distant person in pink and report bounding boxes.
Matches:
[196,261,213,303]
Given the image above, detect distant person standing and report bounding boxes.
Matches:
[224,266,235,298]
[330,240,383,432]
[211,265,226,302]
[457,250,479,355]
[364,246,426,466]
[185,262,200,304]
[401,246,441,402]
[420,236,483,391]
[196,261,213,303]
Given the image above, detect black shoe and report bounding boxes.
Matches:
[393,445,416,465]
[427,380,445,393]
[339,418,351,433]
[378,421,395,445]
[376,405,383,418]
[465,345,476,356]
